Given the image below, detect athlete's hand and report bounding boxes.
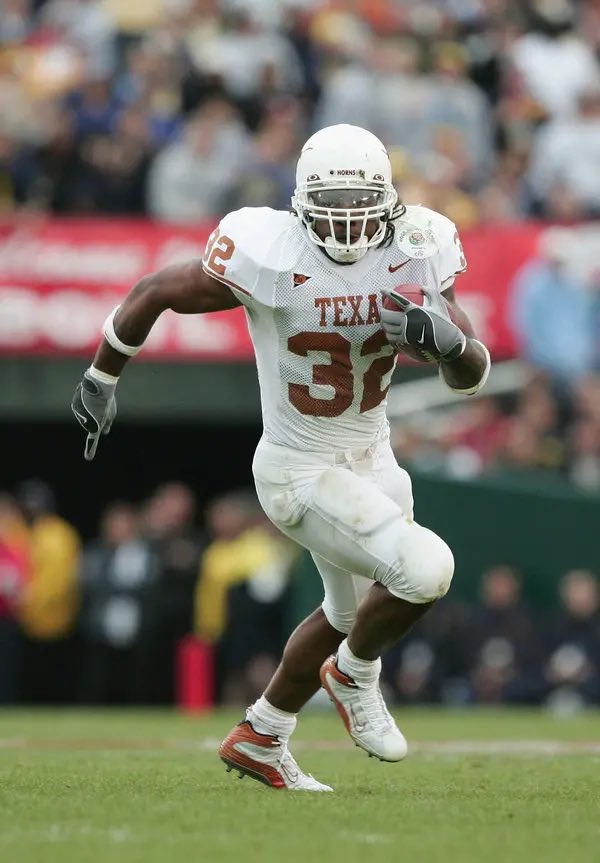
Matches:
[380,287,466,362]
[71,370,117,461]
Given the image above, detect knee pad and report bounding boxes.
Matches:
[376,522,455,604]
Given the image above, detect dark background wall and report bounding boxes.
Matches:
[3,419,261,538]
[411,472,600,606]
[0,358,263,422]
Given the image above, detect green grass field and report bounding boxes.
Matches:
[1,707,599,863]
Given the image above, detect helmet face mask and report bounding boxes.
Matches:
[294,181,397,263]
[291,125,399,264]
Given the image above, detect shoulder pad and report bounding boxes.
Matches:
[218,207,296,269]
[203,207,296,301]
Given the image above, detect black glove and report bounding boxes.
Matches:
[380,287,466,362]
[71,370,117,461]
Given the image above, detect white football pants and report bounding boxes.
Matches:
[252,434,454,634]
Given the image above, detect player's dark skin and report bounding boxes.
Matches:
[92,229,487,712]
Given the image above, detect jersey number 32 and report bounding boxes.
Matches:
[204,232,395,419]
[288,331,395,418]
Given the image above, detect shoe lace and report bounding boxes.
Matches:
[359,682,395,734]
[276,741,292,771]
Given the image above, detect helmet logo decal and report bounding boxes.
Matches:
[307,173,320,181]
[373,173,385,181]
[329,169,366,178]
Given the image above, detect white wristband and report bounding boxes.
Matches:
[89,364,120,385]
[102,306,143,357]
[439,339,491,395]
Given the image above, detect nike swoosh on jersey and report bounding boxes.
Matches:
[388,260,409,273]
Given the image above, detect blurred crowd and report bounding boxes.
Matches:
[1,0,600,225]
[0,479,294,707]
[383,563,600,710]
[1,478,599,711]
[392,370,600,491]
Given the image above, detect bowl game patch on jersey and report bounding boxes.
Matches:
[395,224,438,260]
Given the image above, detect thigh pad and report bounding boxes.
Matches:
[311,467,402,538]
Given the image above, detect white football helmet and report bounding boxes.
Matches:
[292,125,400,264]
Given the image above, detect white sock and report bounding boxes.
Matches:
[247,696,297,741]
[337,639,381,688]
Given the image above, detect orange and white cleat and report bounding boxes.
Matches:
[219,720,333,791]
[320,654,407,762]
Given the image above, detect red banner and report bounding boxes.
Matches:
[0,218,254,360]
[0,216,551,360]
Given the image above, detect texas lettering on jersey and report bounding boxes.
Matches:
[203,206,466,452]
[314,295,380,328]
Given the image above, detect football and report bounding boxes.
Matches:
[382,286,434,363]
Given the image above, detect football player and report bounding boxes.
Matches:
[72,125,490,791]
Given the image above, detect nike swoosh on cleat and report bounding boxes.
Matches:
[280,762,299,784]
[348,704,366,734]
[388,260,409,273]
[417,326,426,345]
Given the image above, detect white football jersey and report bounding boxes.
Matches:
[203,205,466,452]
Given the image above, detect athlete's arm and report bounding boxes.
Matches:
[71,261,241,460]
[95,260,241,376]
[381,282,490,396]
[438,284,490,394]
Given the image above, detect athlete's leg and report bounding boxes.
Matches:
[255,448,452,695]
[221,442,453,780]
[348,585,433,660]
[263,606,343,713]
[319,556,372,635]
[264,558,370,712]
[318,585,434,762]
[219,547,387,786]
[253,452,452,761]
[218,597,337,790]
[255,466,453,605]
[346,441,433,656]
